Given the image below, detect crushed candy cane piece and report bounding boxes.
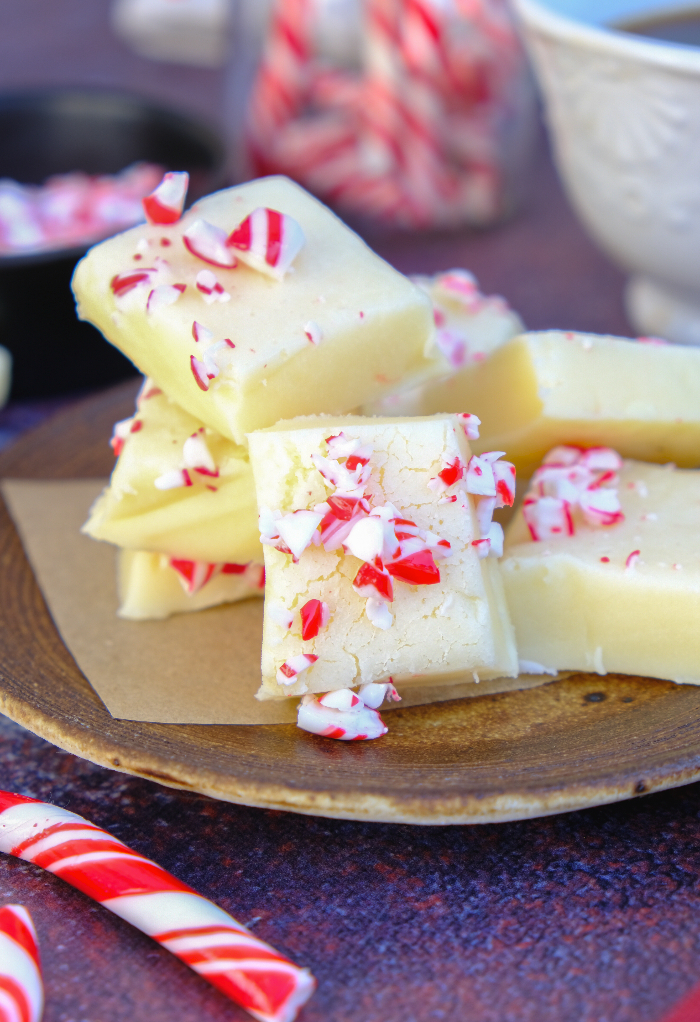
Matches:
[277,653,318,686]
[169,558,218,594]
[268,602,294,631]
[110,269,154,297]
[142,171,189,225]
[110,416,134,456]
[456,412,481,440]
[195,269,231,304]
[183,218,236,268]
[304,320,323,345]
[300,598,330,640]
[182,428,217,475]
[192,320,213,344]
[435,329,467,368]
[297,693,388,740]
[365,597,393,629]
[190,354,213,391]
[626,549,641,570]
[523,495,574,541]
[353,560,394,602]
[524,446,625,541]
[146,282,186,313]
[319,688,361,710]
[465,454,497,497]
[275,510,324,560]
[227,207,305,280]
[359,681,401,708]
[154,468,192,490]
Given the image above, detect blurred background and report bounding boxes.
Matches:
[0,0,661,423]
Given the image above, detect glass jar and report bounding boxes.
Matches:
[232,0,537,231]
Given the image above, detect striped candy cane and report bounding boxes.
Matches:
[0,904,43,1022]
[0,792,315,1022]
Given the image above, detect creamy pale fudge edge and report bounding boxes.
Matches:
[248,414,518,701]
[403,331,700,477]
[501,459,700,684]
[72,175,439,445]
[363,269,524,417]
[82,381,262,563]
[118,550,264,620]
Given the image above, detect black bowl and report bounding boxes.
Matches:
[0,88,226,398]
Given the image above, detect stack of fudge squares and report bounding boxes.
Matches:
[74,172,700,742]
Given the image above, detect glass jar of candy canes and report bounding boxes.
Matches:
[231,0,537,231]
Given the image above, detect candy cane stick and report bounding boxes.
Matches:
[0,792,315,1022]
[0,904,43,1022]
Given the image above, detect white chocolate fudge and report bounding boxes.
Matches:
[363,269,523,417]
[502,455,700,684]
[403,331,700,477]
[72,175,437,444]
[248,414,518,700]
[83,381,261,563]
[118,549,264,620]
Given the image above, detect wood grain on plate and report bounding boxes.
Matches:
[2,381,700,825]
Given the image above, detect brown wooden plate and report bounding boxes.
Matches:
[2,381,700,824]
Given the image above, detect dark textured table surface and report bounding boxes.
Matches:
[2,5,699,1022]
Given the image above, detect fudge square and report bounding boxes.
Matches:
[248,414,518,700]
[83,381,261,564]
[413,330,700,477]
[72,175,437,445]
[501,453,700,684]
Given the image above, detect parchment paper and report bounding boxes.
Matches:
[1,479,559,724]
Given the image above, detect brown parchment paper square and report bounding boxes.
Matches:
[1,479,560,724]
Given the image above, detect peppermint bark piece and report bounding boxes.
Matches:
[83,381,261,563]
[413,331,700,477]
[118,550,264,620]
[501,454,700,683]
[72,176,437,444]
[248,414,518,700]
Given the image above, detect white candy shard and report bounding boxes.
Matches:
[195,269,231,304]
[154,468,192,490]
[182,429,217,475]
[318,688,362,710]
[277,653,318,686]
[183,218,236,268]
[304,320,323,345]
[146,283,185,314]
[365,597,393,629]
[358,681,401,708]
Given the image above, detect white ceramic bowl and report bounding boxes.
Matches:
[513,0,700,344]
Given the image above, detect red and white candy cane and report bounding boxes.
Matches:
[0,792,315,1022]
[0,904,43,1022]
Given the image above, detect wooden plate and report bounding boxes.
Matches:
[2,381,700,825]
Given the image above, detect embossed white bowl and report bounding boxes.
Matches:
[513,0,700,344]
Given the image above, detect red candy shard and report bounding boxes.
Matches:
[142,171,189,225]
[110,270,153,296]
[352,560,394,602]
[326,494,361,520]
[387,549,440,585]
[169,559,218,595]
[438,457,463,487]
[221,563,247,574]
[190,355,210,391]
[300,599,329,640]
